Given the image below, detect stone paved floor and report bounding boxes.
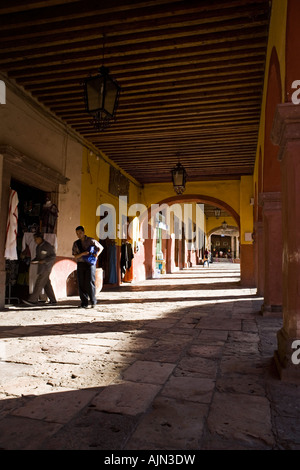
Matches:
[0,263,300,450]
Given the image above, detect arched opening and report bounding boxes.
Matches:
[140,194,240,279]
[263,47,282,192]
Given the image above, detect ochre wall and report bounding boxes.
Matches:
[206,217,237,236]
[142,180,241,218]
[80,156,255,282]
[80,147,142,240]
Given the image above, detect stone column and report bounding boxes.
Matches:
[231,235,234,257]
[258,192,282,315]
[253,220,264,296]
[240,244,255,287]
[271,103,300,382]
[236,236,240,259]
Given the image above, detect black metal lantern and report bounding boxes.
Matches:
[171,162,187,195]
[214,207,221,219]
[222,220,228,230]
[83,65,121,131]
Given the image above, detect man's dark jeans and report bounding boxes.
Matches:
[76,262,96,306]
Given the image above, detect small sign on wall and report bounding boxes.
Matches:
[244,232,253,242]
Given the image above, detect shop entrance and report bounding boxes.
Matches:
[5,179,53,303]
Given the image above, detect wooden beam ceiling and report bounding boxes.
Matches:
[0,0,271,184]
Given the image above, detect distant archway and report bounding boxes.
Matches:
[151,194,240,228]
[207,225,239,238]
[139,194,240,278]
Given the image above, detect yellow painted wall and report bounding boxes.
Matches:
[142,179,241,217]
[206,216,237,235]
[80,150,244,244]
[80,147,143,242]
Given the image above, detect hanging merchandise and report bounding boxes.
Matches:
[41,197,58,233]
[108,241,117,284]
[4,188,19,260]
[121,241,134,282]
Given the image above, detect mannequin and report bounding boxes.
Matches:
[41,197,58,233]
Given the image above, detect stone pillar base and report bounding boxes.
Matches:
[274,327,300,383]
[260,303,282,317]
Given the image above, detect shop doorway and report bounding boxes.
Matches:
[6,179,49,303]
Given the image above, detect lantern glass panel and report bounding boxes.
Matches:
[104,77,119,116]
[173,170,184,187]
[86,76,105,113]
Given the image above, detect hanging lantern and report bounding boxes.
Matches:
[214,207,221,219]
[171,162,187,195]
[222,220,228,230]
[83,65,121,131]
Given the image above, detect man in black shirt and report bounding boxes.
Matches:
[72,225,103,308]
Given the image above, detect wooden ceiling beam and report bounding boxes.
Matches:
[74,112,260,133]
[79,119,259,138]
[34,73,263,103]
[0,0,269,31]
[65,104,261,124]
[1,11,269,54]
[0,1,269,41]
[65,106,259,126]
[0,0,185,29]
[1,36,268,74]
[0,0,270,184]
[90,124,259,140]
[92,139,258,151]
[5,63,266,88]
[0,34,268,69]
[94,141,259,153]
[11,52,266,82]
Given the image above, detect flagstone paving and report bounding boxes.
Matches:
[0,263,299,450]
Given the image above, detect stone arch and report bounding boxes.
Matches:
[263,46,282,192]
[207,225,239,238]
[148,194,240,228]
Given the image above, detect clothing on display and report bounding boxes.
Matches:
[5,181,59,303]
[98,239,117,285]
[5,189,19,260]
[121,241,134,280]
[41,200,59,233]
[108,242,117,284]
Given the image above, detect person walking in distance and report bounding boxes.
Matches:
[72,226,103,308]
[203,249,210,268]
[23,232,57,305]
